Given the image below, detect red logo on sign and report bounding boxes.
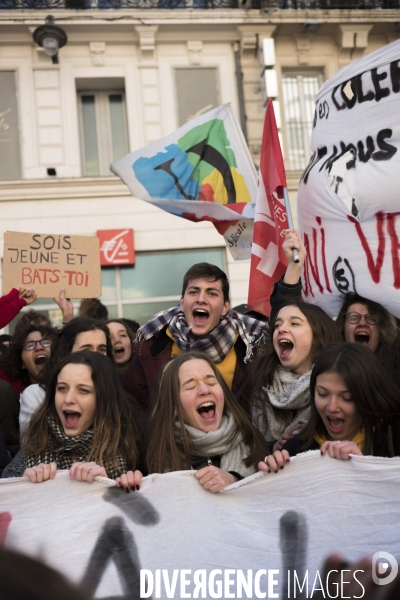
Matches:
[97,229,135,266]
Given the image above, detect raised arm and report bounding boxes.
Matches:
[270,230,306,317]
[0,287,37,330]
[282,229,306,285]
[53,288,74,324]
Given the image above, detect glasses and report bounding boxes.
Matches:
[346,312,378,325]
[22,338,53,351]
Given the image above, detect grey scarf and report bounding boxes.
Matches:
[176,412,256,478]
[253,365,311,443]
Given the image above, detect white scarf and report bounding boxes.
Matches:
[253,366,311,443]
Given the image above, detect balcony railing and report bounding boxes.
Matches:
[2,0,397,7]
[1,0,248,7]
[262,0,400,8]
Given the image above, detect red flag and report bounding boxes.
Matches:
[247,99,289,317]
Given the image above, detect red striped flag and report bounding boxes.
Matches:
[247,99,289,317]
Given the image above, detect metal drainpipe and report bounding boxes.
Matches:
[234,42,248,143]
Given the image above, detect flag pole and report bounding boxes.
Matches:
[283,187,300,264]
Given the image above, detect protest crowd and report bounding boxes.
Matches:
[2,38,400,600]
[3,234,399,483]
[1,230,400,598]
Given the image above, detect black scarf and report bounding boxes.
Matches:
[24,414,127,479]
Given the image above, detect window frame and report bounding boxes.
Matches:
[158,43,240,136]
[77,88,129,177]
[173,66,221,127]
[280,70,323,172]
[0,70,22,180]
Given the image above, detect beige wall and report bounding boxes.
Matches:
[0,8,399,314]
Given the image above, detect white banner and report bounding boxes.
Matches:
[1,452,400,599]
[297,40,400,317]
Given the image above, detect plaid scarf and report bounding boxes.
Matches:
[24,414,128,479]
[136,306,266,364]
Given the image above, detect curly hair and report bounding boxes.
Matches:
[0,325,57,387]
[13,310,51,336]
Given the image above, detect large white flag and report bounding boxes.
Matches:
[297,40,400,317]
[2,452,400,598]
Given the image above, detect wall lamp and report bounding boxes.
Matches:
[33,15,67,64]
[301,20,320,34]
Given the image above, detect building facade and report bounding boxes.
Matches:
[1,1,399,328]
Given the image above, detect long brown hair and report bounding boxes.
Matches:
[249,302,341,435]
[25,351,139,473]
[299,343,400,455]
[145,351,269,474]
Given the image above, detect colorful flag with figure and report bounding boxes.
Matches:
[247,99,289,317]
[111,104,257,260]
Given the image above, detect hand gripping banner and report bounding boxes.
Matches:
[1,452,400,599]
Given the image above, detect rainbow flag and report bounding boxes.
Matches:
[111,104,257,259]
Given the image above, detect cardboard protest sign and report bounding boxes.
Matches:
[1,452,400,599]
[297,40,400,317]
[2,231,101,298]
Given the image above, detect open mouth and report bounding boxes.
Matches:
[63,410,81,428]
[192,309,209,326]
[354,331,370,345]
[34,354,48,368]
[114,347,125,358]
[278,339,294,359]
[197,401,216,421]
[327,417,344,433]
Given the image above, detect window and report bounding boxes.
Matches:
[281,73,322,171]
[101,248,226,325]
[175,68,220,126]
[0,71,21,180]
[6,248,226,333]
[77,89,129,176]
